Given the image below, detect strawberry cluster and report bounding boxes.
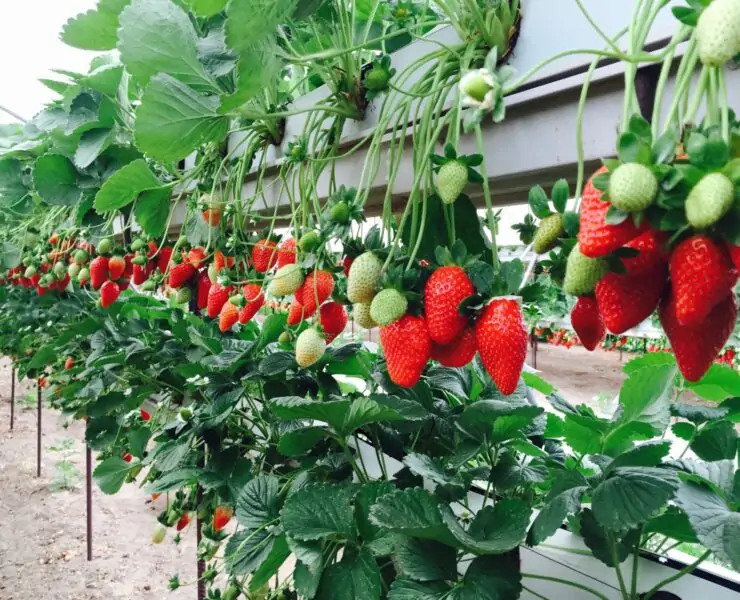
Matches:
[566,169,738,382]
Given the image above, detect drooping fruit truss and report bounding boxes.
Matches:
[1,1,739,599]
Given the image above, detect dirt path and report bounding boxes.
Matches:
[528,343,627,406]
[0,360,196,600]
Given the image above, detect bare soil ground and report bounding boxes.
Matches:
[528,342,627,406]
[0,346,698,599]
[0,360,195,600]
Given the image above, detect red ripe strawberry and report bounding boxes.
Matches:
[424,266,475,344]
[176,514,191,532]
[64,356,74,370]
[578,167,644,258]
[670,235,737,326]
[286,300,304,326]
[297,270,335,316]
[140,409,151,421]
[430,327,477,367]
[89,256,109,290]
[238,284,265,323]
[726,242,740,271]
[659,291,737,381]
[100,280,120,308]
[146,241,158,258]
[277,238,297,268]
[213,250,232,274]
[207,283,233,318]
[123,254,134,279]
[219,301,239,332]
[475,297,527,395]
[186,247,207,269]
[196,271,211,310]
[108,255,126,280]
[319,302,348,343]
[132,264,148,285]
[380,314,431,387]
[168,263,196,288]
[157,246,174,274]
[122,452,133,463]
[342,256,353,276]
[570,296,605,351]
[203,207,222,226]
[213,506,233,532]
[595,264,668,334]
[252,239,278,273]
[622,229,669,276]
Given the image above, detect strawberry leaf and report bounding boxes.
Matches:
[605,206,629,225]
[652,129,679,164]
[672,6,699,26]
[551,179,570,213]
[528,186,551,219]
[628,114,652,145]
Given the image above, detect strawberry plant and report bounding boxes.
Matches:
[1,1,740,599]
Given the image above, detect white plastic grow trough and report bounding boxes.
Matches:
[347,434,740,600]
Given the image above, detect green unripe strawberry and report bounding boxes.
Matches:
[97,238,113,255]
[347,252,383,303]
[697,0,740,66]
[295,328,326,368]
[73,249,89,265]
[269,264,304,297]
[152,524,167,545]
[437,160,468,204]
[179,407,193,421]
[686,172,734,228]
[365,67,391,91]
[299,230,321,252]
[68,263,81,278]
[53,261,67,278]
[141,279,156,291]
[78,267,90,282]
[369,288,407,326]
[132,254,147,266]
[222,586,241,600]
[278,331,291,343]
[175,288,192,304]
[562,245,608,295]
[353,303,377,329]
[608,163,658,212]
[24,266,37,278]
[208,263,218,283]
[131,238,145,252]
[330,201,350,224]
[533,214,565,254]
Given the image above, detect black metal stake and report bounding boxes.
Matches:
[10,366,15,430]
[86,444,93,561]
[196,483,205,600]
[36,379,42,478]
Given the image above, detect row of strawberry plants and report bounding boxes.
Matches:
[0,0,739,599]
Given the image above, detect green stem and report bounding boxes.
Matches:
[641,550,711,600]
[608,533,631,600]
[521,573,611,600]
[474,125,499,268]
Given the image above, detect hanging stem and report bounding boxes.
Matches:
[474,125,499,269]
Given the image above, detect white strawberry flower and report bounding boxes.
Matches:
[459,68,496,111]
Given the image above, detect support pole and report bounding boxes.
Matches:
[36,379,42,478]
[86,444,93,561]
[196,483,205,600]
[10,366,15,430]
